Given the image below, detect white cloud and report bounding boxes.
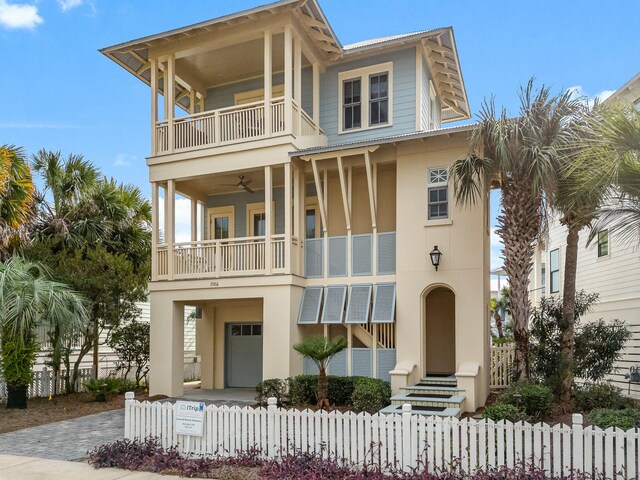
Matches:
[567,85,615,108]
[114,153,135,168]
[157,196,193,243]
[0,0,42,30]
[57,0,83,11]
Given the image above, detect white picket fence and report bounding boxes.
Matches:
[124,396,639,478]
[490,343,515,388]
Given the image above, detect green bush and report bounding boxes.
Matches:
[483,403,528,422]
[115,378,138,394]
[351,377,391,413]
[288,375,386,408]
[328,376,356,406]
[256,378,288,406]
[589,408,640,430]
[573,383,634,412]
[501,383,554,421]
[85,377,122,402]
[288,375,318,405]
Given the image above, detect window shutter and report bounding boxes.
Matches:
[328,349,347,376]
[321,285,347,324]
[345,284,372,324]
[351,348,373,377]
[377,232,396,274]
[376,349,396,382]
[372,283,396,323]
[352,234,372,276]
[304,238,324,278]
[328,236,347,277]
[297,287,323,324]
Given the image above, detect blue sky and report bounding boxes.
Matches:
[1,0,638,272]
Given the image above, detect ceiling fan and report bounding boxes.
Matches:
[221,175,254,194]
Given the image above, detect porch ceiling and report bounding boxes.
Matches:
[175,168,285,199]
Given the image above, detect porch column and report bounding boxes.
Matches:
[264,30,272,137]
[200,200,206,241]
[292,165,301,275]
[284,25,293,134]
[294,36,302,135]
[264,165,273,275]
[150,58,158,155]
[312,62,320,134]
[167,54,176,153]
[166,179,175,280]
[284,162,292,274]
[188,89,196,115]
[149,294,184,397]
[190,197,198,242]
[151,182,159,281]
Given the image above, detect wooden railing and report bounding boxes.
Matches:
[155,235,289,280]
[154,97,319,155]
[363,322,396,349]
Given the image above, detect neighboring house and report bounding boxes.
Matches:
[530,72,640,395]
[101,0,491,415]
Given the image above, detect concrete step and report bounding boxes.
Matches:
[391,393,464,409]
[420,375,457,387]
[401,384,464,395]
[379,404,462,418]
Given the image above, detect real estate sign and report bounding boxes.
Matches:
[175,401,205,436]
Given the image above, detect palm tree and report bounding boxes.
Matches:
[0,146,36,258]
[0,257,88,408]
[451,80,581,381]
[293,335,347,409]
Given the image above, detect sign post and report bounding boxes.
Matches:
[175,401,205,437]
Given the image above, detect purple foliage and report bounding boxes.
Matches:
[88,438,597,479]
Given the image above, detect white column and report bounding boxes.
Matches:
[150,58,158,155]
[151,182,159,281]
[167,54,176,153]
[199,201,206,241]
[284,163,292,274]
[284,25,293,134]
[294,36,302,135]
[190,197,198,242]
[264,166,273,275]
[264,30,272,137]
[149,294,184,397]
[166,180,175,280]
[312,62,320,134]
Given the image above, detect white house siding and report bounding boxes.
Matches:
[420,55,430,130]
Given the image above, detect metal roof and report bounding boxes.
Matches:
[343,28,446,51]
[289,124,475,157]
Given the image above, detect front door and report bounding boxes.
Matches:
[424,287,456,375]
[225,323,263,388]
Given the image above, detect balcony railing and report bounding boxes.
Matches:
[155,235,286,280]
[154,98,319,155]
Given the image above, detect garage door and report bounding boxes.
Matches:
[225,323,263,388]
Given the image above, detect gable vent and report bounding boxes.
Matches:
[321,285,347,324]
[297,287,323,324]
[372,283,396,323]
[345,284,372,324]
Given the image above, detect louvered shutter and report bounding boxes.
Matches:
[351,234,372,276]
[352,348,373,377]
[304,238,324,278]
[297,287,323,324]
[345,284,372,323]
[328,236,347,277]
[328,350,347,376]
[377,232,396,274]
[376,349,396,382]
[371,283,396,323]
[321,285,347,324]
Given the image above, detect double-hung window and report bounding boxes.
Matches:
[597,230,609,257]
[550,249,560,294]
[427,168,449,220]
[339,62,393,133]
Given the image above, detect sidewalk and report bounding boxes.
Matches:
[0,454,182,480]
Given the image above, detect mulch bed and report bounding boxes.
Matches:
[0,391,167,434]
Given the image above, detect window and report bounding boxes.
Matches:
[230,324,262,336]
[214,217,230,239]
[597,230,609,257]
[208,206,235,240]
[427,168,449,220]
[550,249,560,294]
[306,209,317,239]
[369,73,389,125]
[338,62,393,133]
[541,264,546,296]
[343,79,362,130]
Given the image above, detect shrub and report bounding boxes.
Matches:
[351,377,391,413]
[328,376,356,406]
[85,377,122,402]
[288,375,318,405]
[115,378,139,394]
[501,383,554,421]
[255,378,288,406]
[573,382,634,412]
[483,402,528,422]
[589,408,640,430]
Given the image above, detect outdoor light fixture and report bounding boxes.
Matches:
[429,246,442,271]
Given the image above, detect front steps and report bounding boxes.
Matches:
[380,375,464,418]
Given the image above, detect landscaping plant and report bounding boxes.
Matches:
[351,377,391,413]
[85,377,122,402]
[292,335,347,409]
[483,403,528,422]
[573,382,634,412]
[108,320,150,387]
[255,378,288,406]
[500,382,554,421]
[589,408,640,430]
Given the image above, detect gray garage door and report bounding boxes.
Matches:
[225,323,263,388]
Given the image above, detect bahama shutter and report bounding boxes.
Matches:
[297,286,323,324]
[321,285,347,324]
[305,238,324,278]
[351,234,372,276]
[345,284,372,324]
[328,236,348,277]
[371,283,396,323]
[377,232,396,274]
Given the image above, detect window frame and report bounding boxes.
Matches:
[549,249,560,294]
[427,167,449,221]
[208,206,235,240]
[597,229,610,258]
[368,72,389,126]
[338,62,394,134]
[246,201,275,238]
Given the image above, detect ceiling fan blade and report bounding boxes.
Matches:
[243,185,255,194]
[219,183,240,187]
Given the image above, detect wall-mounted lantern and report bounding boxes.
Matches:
[429,246,442,271]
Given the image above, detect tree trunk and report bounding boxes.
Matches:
[559,221,580,410]
[317,368,329,409]
[6,385,28,409]
[495,312,504,338]
[497,181,542,382]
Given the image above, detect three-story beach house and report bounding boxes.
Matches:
[101,0,491,414]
